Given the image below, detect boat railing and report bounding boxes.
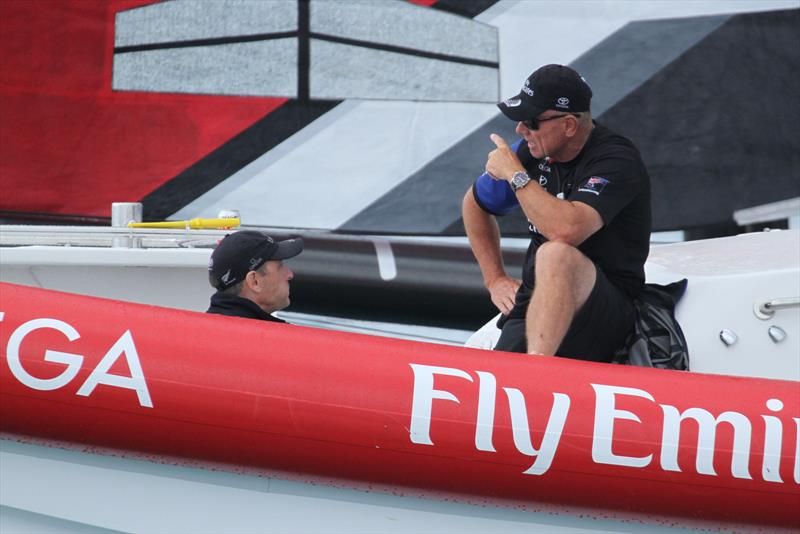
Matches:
[0,224,229,249]
[0,222,537,252]
[754,296,800,319]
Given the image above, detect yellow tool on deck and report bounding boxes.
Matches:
[127,218,240,229]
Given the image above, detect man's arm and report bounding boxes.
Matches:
[486,134,602,246]
[462,187,520,315]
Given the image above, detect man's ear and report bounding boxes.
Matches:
[243,270,259,292]
[564,115,580,137]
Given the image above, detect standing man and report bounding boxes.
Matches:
[207,230,303,322]
[462,64,651,361]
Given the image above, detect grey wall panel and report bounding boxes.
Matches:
[114,0,498,101]
[172,100,498,228]
[340,113,519,234]
[310,40,497,102]
[113,40,298,96]
[310,0,497,62]
[115,0,297,46]
[570,15,730,115]
[339,13,741,235]
[600,8,800,231]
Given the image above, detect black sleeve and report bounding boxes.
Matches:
[568,150,646,225]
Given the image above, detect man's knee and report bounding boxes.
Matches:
[535,241,596,304]
[535,241,583,275]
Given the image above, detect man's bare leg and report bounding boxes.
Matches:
[526,241,597,355]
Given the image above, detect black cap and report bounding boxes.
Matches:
[208,230,303,291]
[497,64,592,121]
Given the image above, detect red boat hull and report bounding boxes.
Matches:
[1,282,797,528]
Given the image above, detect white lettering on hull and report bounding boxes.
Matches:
[3,315,152,408]
[591,384,654,468]
[409,364,798,485]
[409,364,472,445]
[77,330,152,408]
[660,406,752,479]
[794,417,800,484]
[763,399,784,483]
[475,371,497,452]
[504,388,570,475]
[409,364,570,476]
[6,318,84,391]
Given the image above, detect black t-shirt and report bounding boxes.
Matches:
[473,123,651,320]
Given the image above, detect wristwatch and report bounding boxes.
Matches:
[510,171,531,192]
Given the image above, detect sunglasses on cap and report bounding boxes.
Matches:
[522,113,581,131]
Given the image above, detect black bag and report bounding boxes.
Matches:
[614,279,690,370]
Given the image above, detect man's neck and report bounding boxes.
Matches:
[238,290,276,314]
[551,122,594,163]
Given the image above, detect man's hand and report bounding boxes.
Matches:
[486,134,525,182]
[487,275,521,315]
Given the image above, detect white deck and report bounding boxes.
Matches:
[646,230,799,380]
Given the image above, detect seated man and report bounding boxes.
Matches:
[206,230,303,322]
[462,64,651,361]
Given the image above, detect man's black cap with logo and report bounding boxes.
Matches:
[208,230,303,291]
[497,64,592,121]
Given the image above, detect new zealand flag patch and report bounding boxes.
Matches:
[578,176,609,195]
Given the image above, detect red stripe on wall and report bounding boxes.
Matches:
[0,0,286,217]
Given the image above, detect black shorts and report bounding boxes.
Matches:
[493,265,635,362]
